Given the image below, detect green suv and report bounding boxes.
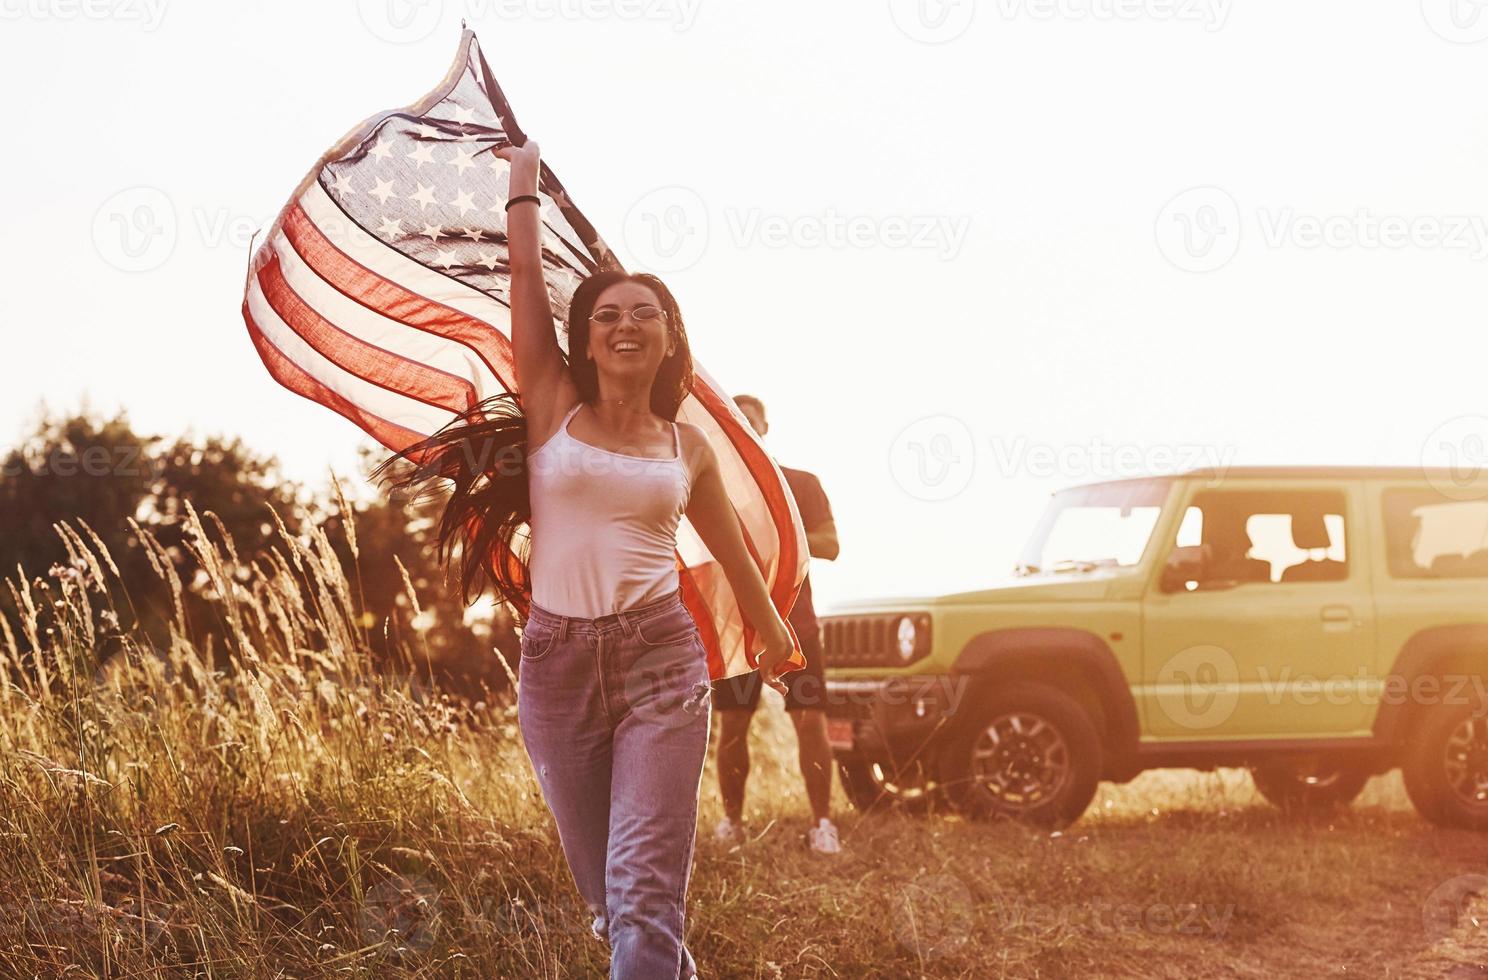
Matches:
[819,467,1488,828]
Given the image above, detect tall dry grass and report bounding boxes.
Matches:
[3,502,1488,978]
[0,501,595,977]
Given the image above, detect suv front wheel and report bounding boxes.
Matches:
[938,682,1102,827]
[1403,703,1488,831]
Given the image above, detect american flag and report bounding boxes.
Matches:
[241,29,807,681]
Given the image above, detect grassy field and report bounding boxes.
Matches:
[3,507,1488,978]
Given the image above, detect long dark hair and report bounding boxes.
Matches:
[371,271,695,617]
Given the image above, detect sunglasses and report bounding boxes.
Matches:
[590,304,667,325]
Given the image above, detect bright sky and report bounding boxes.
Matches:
[6,0,1488,612]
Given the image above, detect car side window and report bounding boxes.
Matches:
[1163,489,1348,591]
[1383,489,1488,578]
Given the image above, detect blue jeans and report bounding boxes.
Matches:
[517,586,712,980]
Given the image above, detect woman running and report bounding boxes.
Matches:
[377,137,795,979]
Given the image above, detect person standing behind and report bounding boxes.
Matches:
[712,394,843,854]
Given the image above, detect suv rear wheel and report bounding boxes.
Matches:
[1403,703,1488,831]
[1249,756,1370,813]
[938,682,1102,827]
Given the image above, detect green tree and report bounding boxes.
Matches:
[0,405,516,698]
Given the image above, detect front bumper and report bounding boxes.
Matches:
[822,674,964,760]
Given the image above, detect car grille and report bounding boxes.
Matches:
[821,614,928,668]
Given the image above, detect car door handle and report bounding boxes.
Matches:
[1320,605,1353,624]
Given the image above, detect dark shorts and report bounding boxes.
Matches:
[711,630,827,713]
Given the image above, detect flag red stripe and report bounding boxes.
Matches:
[242,300,432,458]
[282,203,518,391]
[688,377,802,628]
[257,252,480,416]
[728,504,806,673]
[676,558,725,679]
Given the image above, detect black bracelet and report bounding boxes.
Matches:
[505,194,541,211]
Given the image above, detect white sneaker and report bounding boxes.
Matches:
[807,817,841,855]
[714,816,744,844]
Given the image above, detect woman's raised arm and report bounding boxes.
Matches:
[494,140,578,443]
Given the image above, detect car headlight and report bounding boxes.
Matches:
[896,616,918,662]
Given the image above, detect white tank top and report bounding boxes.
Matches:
[526,401,692,618]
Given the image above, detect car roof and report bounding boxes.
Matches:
[1185,466,1470,480]
[1063,466,1475,491]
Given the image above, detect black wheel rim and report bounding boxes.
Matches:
[1443,716,1488,807]
[969,711,1071,811]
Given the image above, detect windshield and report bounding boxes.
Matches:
[1016,479,1172,575]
